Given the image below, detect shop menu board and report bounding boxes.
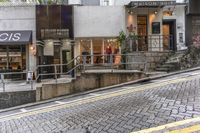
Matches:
[152,22,160,34]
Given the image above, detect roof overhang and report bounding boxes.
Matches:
[127,0,177,8]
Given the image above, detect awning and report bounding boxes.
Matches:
[0,31,32,45]
[127,1,176,8]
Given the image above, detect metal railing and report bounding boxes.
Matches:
[126,35,174,52]
[0,71,34,92]
[36,54,147,82]
[0,54,147,92]
[36,55,82,82]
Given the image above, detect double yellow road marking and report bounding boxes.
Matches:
[165,124,200,133]
[132,117,200,133]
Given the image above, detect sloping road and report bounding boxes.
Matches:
[0,70,200,133]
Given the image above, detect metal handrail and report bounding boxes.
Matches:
[35,53,147,83]
[37,55,81,68]
[0,71,34,92]
[0,54,147,91]
[35,55,82,82]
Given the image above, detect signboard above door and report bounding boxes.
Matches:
[128,1,176,8]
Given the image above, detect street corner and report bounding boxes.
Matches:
[132,117,200,133]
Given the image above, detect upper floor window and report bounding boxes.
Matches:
[101,0,109,6]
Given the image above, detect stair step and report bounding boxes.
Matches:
[84,65,113,70]
[155,68,171,71]
[160,64,175,68]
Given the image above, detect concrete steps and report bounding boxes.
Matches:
[155,51,186,72]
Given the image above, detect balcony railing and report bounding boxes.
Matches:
[125,35,174,52]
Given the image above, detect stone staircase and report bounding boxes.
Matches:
[155,51,186,72]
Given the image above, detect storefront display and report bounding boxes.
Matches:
[0,31,32,75]
[0,46,26,71]
[79,38,120,64]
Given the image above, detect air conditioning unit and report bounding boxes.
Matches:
[68,0,82,5]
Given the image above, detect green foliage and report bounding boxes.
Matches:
[180,45,200,69]
[47,0,53,4]
[128,32,138,40]
[117,31,126,45]
[37,0,42,4]
[0,0,8,2]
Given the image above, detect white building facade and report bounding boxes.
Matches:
[0,5,36,73]
[74,6,126,62]
[73,0,187,63]
[0,0,187,74]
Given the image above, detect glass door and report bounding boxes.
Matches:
[137,16,148,51]
[93,39,103,64]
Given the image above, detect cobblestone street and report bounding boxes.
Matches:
[0,71,200,133]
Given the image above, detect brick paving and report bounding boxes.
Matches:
[0,76,200,133]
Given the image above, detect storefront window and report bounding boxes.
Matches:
[80,40,91,64]
[104,39,119,55]
[79,38,120,65]
[0,45,26,72]
[104,39,120,65]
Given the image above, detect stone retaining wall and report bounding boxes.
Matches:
[37,72,146,101]
[126,52,171,71]
[0,91,36,109]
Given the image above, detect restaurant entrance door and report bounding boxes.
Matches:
[137,16,148,51]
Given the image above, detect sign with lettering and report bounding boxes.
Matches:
[129,1,176,7]
[0,31,32,44]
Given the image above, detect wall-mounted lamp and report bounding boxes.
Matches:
[128,10,134,15]
[172,12,176,16]
[30,45,35,50]
[30,45,36,56]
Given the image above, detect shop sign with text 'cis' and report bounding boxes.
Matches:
[0,31,32,44]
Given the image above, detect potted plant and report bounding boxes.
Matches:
[117,31,127,69]
[129,31,138,52]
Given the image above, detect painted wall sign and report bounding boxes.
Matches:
[0,31,32,44]
[129,1,176,7]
